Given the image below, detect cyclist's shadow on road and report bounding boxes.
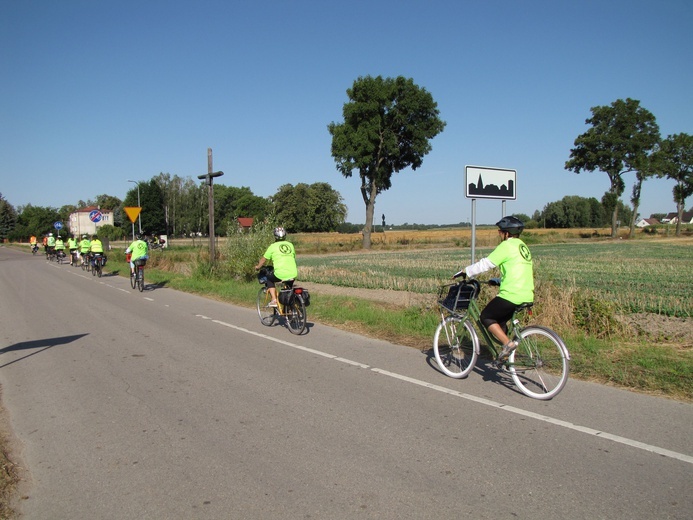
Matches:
[422,348,520,395]
[106,271,169,290]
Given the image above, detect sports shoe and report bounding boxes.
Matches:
[268,300,278,307]
[495,341,518,364]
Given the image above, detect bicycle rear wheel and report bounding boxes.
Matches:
[256,287,277,326]
[509,326,570,400]
[286,295,306,335]
[433,316,479,378]
[137,267,144,292]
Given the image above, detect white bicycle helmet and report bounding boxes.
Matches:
[273,227,287,240]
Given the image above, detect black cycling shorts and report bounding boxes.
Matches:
[480,296,518,333]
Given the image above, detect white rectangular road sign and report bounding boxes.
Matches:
[465,165,517,200]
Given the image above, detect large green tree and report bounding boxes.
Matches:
[328,75,446,248]
[565,98,660,238]
[271,182,347,233]
[214,185,271,234]
[652,133,693,236]
[541,195,606,228]
[13,204,60,240]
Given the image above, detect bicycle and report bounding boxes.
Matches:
[91,253,104,278]
[432,274,570,400]
[256,267,308,335]
[129,256,146,292]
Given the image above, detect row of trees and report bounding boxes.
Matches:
[565,98,692,237]
[0,179,348,242]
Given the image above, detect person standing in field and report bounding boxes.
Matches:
[453,216,534,364]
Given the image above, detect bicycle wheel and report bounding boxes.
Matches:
[508,326,570,400]
[256,287,277,326]
[286,295,306,335]
[433,316,479,378]
[130,269,137,289]
[137,267,144,292]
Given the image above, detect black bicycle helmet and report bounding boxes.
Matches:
[496,216,524,235]
[273,227,287,240]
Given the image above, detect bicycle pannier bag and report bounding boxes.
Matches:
[279,289,293,306]
[293,287,310,307]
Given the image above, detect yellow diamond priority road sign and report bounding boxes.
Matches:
[124,207,141,223]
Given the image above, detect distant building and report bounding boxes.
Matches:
[636,218,660,228]
[661,211,693,225]
[237,217,254,229]
[68,206,114,237]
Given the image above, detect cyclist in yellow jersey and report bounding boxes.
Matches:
[453,216,534,363]
[67,235,78,265]
[78,235,91,265]
[125,233,149,276]
[54,235,65,260]
[89,234,105,269]
[89,235,103,253]
[255,227,298,307]
[46,232,56,256]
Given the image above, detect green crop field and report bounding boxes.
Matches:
[299,241,693,318]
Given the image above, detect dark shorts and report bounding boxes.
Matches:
[265,272,293,289]
[480,296,519,333]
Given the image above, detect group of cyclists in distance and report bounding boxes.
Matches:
[32,231,150,278]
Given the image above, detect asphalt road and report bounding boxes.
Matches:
[0,246,691,519]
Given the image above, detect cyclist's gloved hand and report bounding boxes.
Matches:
[489,277,501,286]
[452,270,466,280]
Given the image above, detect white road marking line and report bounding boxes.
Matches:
[200,314,693,466]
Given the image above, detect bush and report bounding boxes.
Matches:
[571,289,623,339]
[221,219,277,281]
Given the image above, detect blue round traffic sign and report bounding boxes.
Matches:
[89,210,103,223]
[54,221,63,230]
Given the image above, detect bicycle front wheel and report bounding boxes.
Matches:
[286,295,306,335]
[509,326,570,400]
[256,287,277,326]
[433,316,479,379]
[130,269,137,289]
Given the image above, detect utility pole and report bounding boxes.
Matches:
[197,148,224,262]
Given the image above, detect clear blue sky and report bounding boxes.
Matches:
[2,0,691,225]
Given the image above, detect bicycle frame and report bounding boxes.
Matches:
[439,296,524,359]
